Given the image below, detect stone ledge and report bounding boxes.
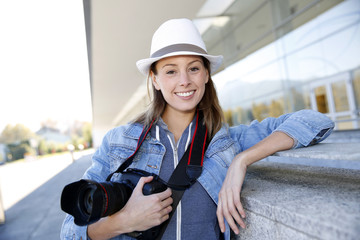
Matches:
[234,162,360,240]
[323,130,360,143]
[267,143,360,170]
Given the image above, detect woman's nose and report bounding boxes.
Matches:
[179,72,191,86]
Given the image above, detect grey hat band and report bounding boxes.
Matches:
[150,43,208,58]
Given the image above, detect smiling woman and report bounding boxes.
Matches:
[0,0,92,132]
[60,18,333,240]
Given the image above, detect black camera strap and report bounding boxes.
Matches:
[106,110,210,239]
[155,111,209,240]
[107,110,209,185]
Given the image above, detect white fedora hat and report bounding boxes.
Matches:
[136,18,223,76]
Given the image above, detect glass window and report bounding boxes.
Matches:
[336,115,353,130]
[252,102,269,122]
[315,86,329,113]
[213,0,360,131]
[353,68,360,109]
[269,98,285,118]
[331,80,350,112]
[291,86,309,111]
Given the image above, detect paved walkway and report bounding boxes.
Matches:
[0,151,93,240]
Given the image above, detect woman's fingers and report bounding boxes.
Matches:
[218,189,240,234]
[233,189,246,221]
[217,184,246,234]
[134,176,154,194]
[216,200,226,233]
[157,187,172,201]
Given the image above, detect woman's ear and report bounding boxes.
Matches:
[205,70,209,84]
[151,72,161,90]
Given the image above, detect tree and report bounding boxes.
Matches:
[82,122,92,148]
[0,124,37,161]
[224,109,234,126]
[0,124,35,144]
[40,118,58,129]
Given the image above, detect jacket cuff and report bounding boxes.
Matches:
[274,110,334,148]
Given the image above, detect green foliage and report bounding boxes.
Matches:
[224,109,234,126]
[0,124,35,144]
[37,139,66,155]
[82,122,93,148]
[0,121,93,162]
[8,142,34,160]
[0,125,36,161]
[37,139,48,155]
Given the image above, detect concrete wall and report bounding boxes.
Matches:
[232,142,360,240]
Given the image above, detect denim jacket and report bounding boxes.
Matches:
[60,109,334,240]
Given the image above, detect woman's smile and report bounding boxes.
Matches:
[175,90,195,97]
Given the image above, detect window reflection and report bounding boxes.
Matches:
[354,69,360,109]
[213,0,360,129]
[315,86,329,113]
[332,81,350,112]
[336,115,353,130]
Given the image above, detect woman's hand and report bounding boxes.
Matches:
[118,176,173,232]
[88,176,173,240]
[216,131,295,235]
[216,154,247,235]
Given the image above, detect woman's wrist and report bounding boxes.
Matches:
[233,152,249,171]
[87,211,129,240]
[235,131,295,168]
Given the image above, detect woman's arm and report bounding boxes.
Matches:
[217,110,334,234]
[216,131,294,234]
[230,109,334,151]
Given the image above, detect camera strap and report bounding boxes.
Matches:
[105,118,155,181]
[155,111,209,240]
[106,110,210,239]
[107,109,209,184]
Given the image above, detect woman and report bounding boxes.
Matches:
[61,18,334,240]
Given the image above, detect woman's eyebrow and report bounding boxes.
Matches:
[161,60,202,69]
[161,63,177,69]
[188,60,202,65]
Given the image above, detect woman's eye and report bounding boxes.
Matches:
[190,67,200,72]
[166,70,176,75]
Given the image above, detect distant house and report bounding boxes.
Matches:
[0,144,9,164]
[36,127,71,144]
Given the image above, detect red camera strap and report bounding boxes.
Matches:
[107,109,209,184]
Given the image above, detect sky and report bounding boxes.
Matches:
[0,0,92,133]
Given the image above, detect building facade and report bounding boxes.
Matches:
[205,0,360,130]
[87,0,359,147]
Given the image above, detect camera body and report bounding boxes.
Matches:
[61,169,168,239]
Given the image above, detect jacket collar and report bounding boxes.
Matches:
[122,122,144,139]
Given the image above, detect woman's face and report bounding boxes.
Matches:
[152,55,209,115]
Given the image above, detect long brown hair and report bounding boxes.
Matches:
[133,57,224,138]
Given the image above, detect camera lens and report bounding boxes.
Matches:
[83,188,95,215]
[77,184,97,219]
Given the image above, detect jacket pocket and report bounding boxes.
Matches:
[108,144,136,172]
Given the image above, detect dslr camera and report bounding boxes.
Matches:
[61,168,168,239]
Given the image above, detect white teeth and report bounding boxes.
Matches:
[176,91,194,97]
